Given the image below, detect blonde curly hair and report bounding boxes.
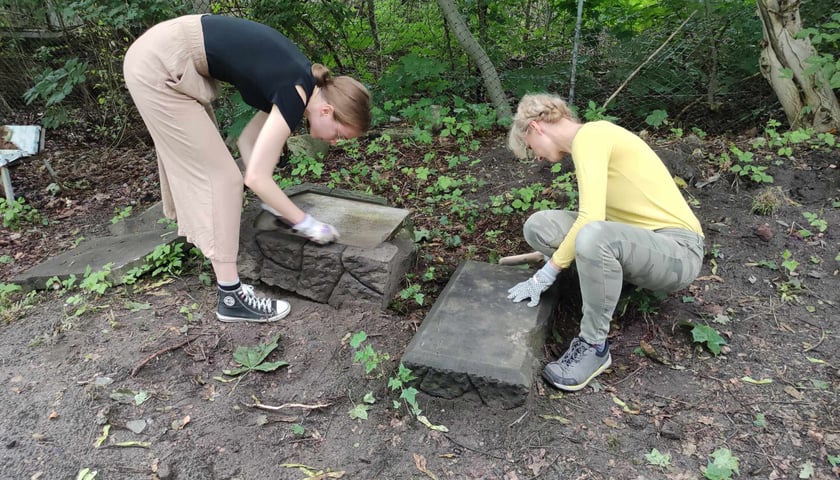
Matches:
[507,93,576,159]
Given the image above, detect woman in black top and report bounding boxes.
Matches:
[124,14,371,323]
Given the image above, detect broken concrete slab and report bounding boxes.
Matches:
[12,229,182,290]
[401,260,560,409]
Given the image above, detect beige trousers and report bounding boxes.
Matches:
[123,15,242,263]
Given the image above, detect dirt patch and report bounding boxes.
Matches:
[1,130,839,479]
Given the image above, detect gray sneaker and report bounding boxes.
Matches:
[216,284,291,323]
[542,337,612,391]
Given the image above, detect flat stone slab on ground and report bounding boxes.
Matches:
[13,229,180,290]
[107,201,169,236]
[401,260,559,409]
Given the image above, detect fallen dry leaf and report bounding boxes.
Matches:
[783,385,803,401]
[171,415,190,430]
[602,417,621,428]
[696,275,724,282]
[526,448,550,476]
[413,453,438,480]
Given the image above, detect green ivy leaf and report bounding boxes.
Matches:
[397,363,416,383]
[348,404,370,420]
[645,448,671,467]
[810,379,829,390]
[388,376,403,391]
[692,324,727,356]
[798,461,814,478]
[252,361,288,372]
[349,331,367,349]
[232,334,280,369]
[400,386,418,405]
[225,334,286,376]
[705,448,739,480]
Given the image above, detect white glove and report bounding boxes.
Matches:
[507,262,559,307]
[293,214,340,245]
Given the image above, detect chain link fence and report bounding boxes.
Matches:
[0,1,785,135]
[497,6,781,134]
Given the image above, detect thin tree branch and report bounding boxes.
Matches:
[602,10,697,110]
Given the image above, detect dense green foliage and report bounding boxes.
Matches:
[0,0,838,136]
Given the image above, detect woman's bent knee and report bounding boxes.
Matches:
[574,222,608,258]
[523,211,551,248]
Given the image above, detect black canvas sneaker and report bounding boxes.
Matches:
[216,284,290,323]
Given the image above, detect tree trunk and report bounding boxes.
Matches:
[756,0,840,132]
[568,0,585,106]
[435,0,512,120]
[364,0,382,75]
[477,0,487,48]
[524,0,533,41]
[443,14,454,71]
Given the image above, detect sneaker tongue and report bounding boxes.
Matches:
[562,341,589,366]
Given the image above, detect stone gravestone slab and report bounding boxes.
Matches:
[14,202,178,290]
[13,229,180,290]
[256,190,410,248]
[240,184,415,310]
[401,260,560,409]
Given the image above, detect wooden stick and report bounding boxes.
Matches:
[130,336,193,377]
[602,10,697,110]
[244,398,333,411]
[498,251,544,266]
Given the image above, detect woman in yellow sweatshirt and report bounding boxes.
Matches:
[506,93,704,392]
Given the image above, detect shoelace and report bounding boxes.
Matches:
[239,284,275,313]
[559,339,590,367]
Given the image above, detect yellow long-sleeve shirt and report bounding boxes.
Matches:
[551,121,704,269]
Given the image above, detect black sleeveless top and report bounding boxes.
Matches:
[201,15,316,129]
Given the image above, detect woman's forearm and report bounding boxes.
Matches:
[246,176,306,224]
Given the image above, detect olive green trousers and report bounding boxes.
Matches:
[524,210,704,344]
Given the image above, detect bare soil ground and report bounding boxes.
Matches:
[0,127,838,480]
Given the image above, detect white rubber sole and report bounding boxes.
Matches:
[543,354,612,392]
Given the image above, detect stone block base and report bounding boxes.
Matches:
[239,185,415,309]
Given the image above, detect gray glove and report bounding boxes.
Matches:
[507,262,559,307]
[293,214,340,245]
